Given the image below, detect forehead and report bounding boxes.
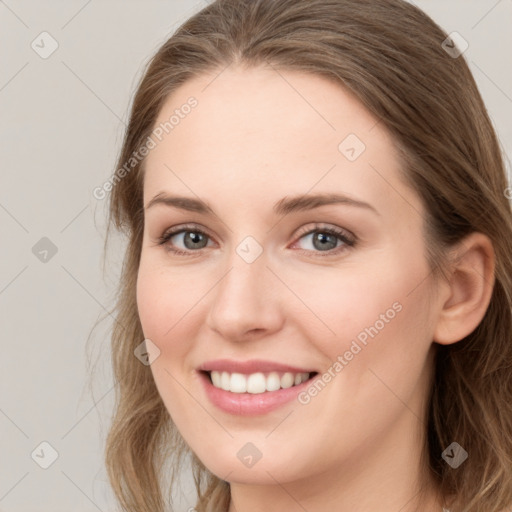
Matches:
[143,66,422,222]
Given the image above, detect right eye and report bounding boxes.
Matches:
[157,224,215,256]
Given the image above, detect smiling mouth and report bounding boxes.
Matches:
[201,370,319,394]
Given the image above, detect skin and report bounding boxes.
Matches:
[136,65,495,512]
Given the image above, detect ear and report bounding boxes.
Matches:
[433,232,495,345]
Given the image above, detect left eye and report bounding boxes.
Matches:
[157,224,356,256]
[293,228,351,253]
[291,225,356,256]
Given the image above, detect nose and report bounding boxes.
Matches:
[205,249,284,342]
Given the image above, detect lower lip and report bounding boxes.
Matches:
[198,371,316,416]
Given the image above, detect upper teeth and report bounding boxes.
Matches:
[210,371,310,394]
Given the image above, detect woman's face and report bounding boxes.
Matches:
[137,66,441,489]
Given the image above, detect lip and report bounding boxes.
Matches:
[197,360,318,416]
[197,358,316,374]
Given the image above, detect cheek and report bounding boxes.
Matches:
[136,261,203,420]
[135,257,211,415]
[298,253,434,405]
[136,258,205,343]
[288,258,435,458]
[285,255,429,351]
[322,252,435,411]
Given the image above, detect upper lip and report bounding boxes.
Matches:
[198,359,317,375]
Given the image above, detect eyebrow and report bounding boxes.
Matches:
[145,192,379,216]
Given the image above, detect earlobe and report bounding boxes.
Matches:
[433,232,496,345]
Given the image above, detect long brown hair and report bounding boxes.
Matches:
[99,0,512,510]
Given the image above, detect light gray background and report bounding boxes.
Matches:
[1,1,511,511]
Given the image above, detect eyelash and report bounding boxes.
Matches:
[156,222,357,258]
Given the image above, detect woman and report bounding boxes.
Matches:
[102,0,512,510]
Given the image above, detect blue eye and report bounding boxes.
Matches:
[157,224,212,256]
[292,226,356,256]
[157,223,356,257]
